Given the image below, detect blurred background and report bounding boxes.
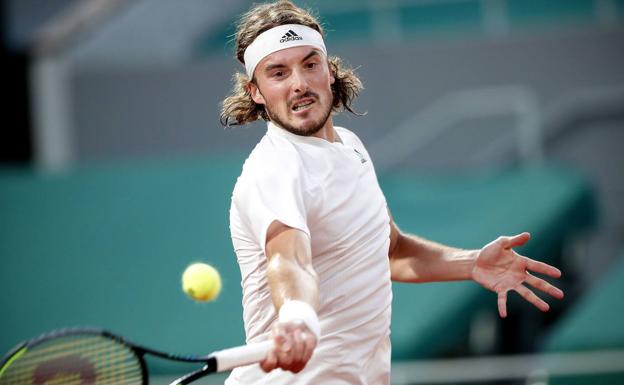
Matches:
[1,0,623,384]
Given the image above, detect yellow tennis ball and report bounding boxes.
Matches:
[182,263,222,302]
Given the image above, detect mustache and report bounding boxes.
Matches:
[288,92,319,108]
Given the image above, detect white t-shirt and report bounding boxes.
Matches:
[226,122,392,385]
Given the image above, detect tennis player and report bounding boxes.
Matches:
[221,1,564,384]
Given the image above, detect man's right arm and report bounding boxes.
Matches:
[260,220,320,373]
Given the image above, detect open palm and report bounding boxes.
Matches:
[472,232,564,318]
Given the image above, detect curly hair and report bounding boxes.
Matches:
[220,0,364,127]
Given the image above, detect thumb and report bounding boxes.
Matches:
[502,232,530,249]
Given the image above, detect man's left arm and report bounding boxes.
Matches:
[387,209,564,318]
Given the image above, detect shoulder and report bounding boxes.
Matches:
[233,134,305,197]
[336,126,366,148]
[245,134,301,173]
[336,126,378,169]
[336,126,371,159]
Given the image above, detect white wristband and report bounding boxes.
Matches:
[278,300,321,340]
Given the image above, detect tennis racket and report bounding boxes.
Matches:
[0,328,272,385]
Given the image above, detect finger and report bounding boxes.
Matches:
[514,284,550,312]
[525,257,562,278]
[498,291,508,318]
[502,232,530,249]
[288,330,316,373]
[288,330,306,374]
[274,331,289,352]
[301,331,316,366]
[277,350,293,369]
[260,349,278,372]
[289,362,305,373]
[277,348,293,368]
[291,328,305,364]
[270,326,293,370]
[276,332,294,368]
[261,325,283,372]
[525,273,564,299]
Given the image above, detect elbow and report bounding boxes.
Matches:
[388,237,424,283]
[388,230,407,261]
[390,260,424,283]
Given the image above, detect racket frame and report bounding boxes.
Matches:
[0,328,220,385]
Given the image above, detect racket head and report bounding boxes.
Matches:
[0,328,147,385]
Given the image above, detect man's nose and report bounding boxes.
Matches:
[291,69,309,93]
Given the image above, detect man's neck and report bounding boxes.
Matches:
[310,117,340,143]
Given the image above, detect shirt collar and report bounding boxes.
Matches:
[267,121,342,146]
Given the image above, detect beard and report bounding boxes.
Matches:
[264,91,333,137]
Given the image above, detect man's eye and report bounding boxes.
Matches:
[307,62,317,69]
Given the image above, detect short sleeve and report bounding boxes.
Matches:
[232,162,310,256]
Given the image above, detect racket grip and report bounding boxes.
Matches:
[213,340,273,372]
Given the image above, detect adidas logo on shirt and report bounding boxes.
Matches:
[280,30,303,43]
[354,149,367,164]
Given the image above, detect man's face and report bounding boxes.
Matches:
[248,46,335,136]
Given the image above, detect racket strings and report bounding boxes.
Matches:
[0,335,143,385]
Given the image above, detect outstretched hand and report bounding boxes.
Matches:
[472,232,564,318]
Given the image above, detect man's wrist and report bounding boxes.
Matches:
[279,300,321,339]
[467,249,480,280]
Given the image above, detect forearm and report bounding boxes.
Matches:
[263,226,320,373]
[265,226,320,311]
[267,253,319,310]
[389,232,478,283]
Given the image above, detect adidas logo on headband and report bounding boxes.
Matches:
[280,30,303,43]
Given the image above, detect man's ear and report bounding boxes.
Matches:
[328,60,335,85]
[247,81,266,105]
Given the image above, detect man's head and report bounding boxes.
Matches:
[220,0,363,133]
[248,43,336,136]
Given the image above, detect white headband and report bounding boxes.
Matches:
[243,24,327,79]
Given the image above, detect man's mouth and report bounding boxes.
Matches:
[291,98,315,112]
